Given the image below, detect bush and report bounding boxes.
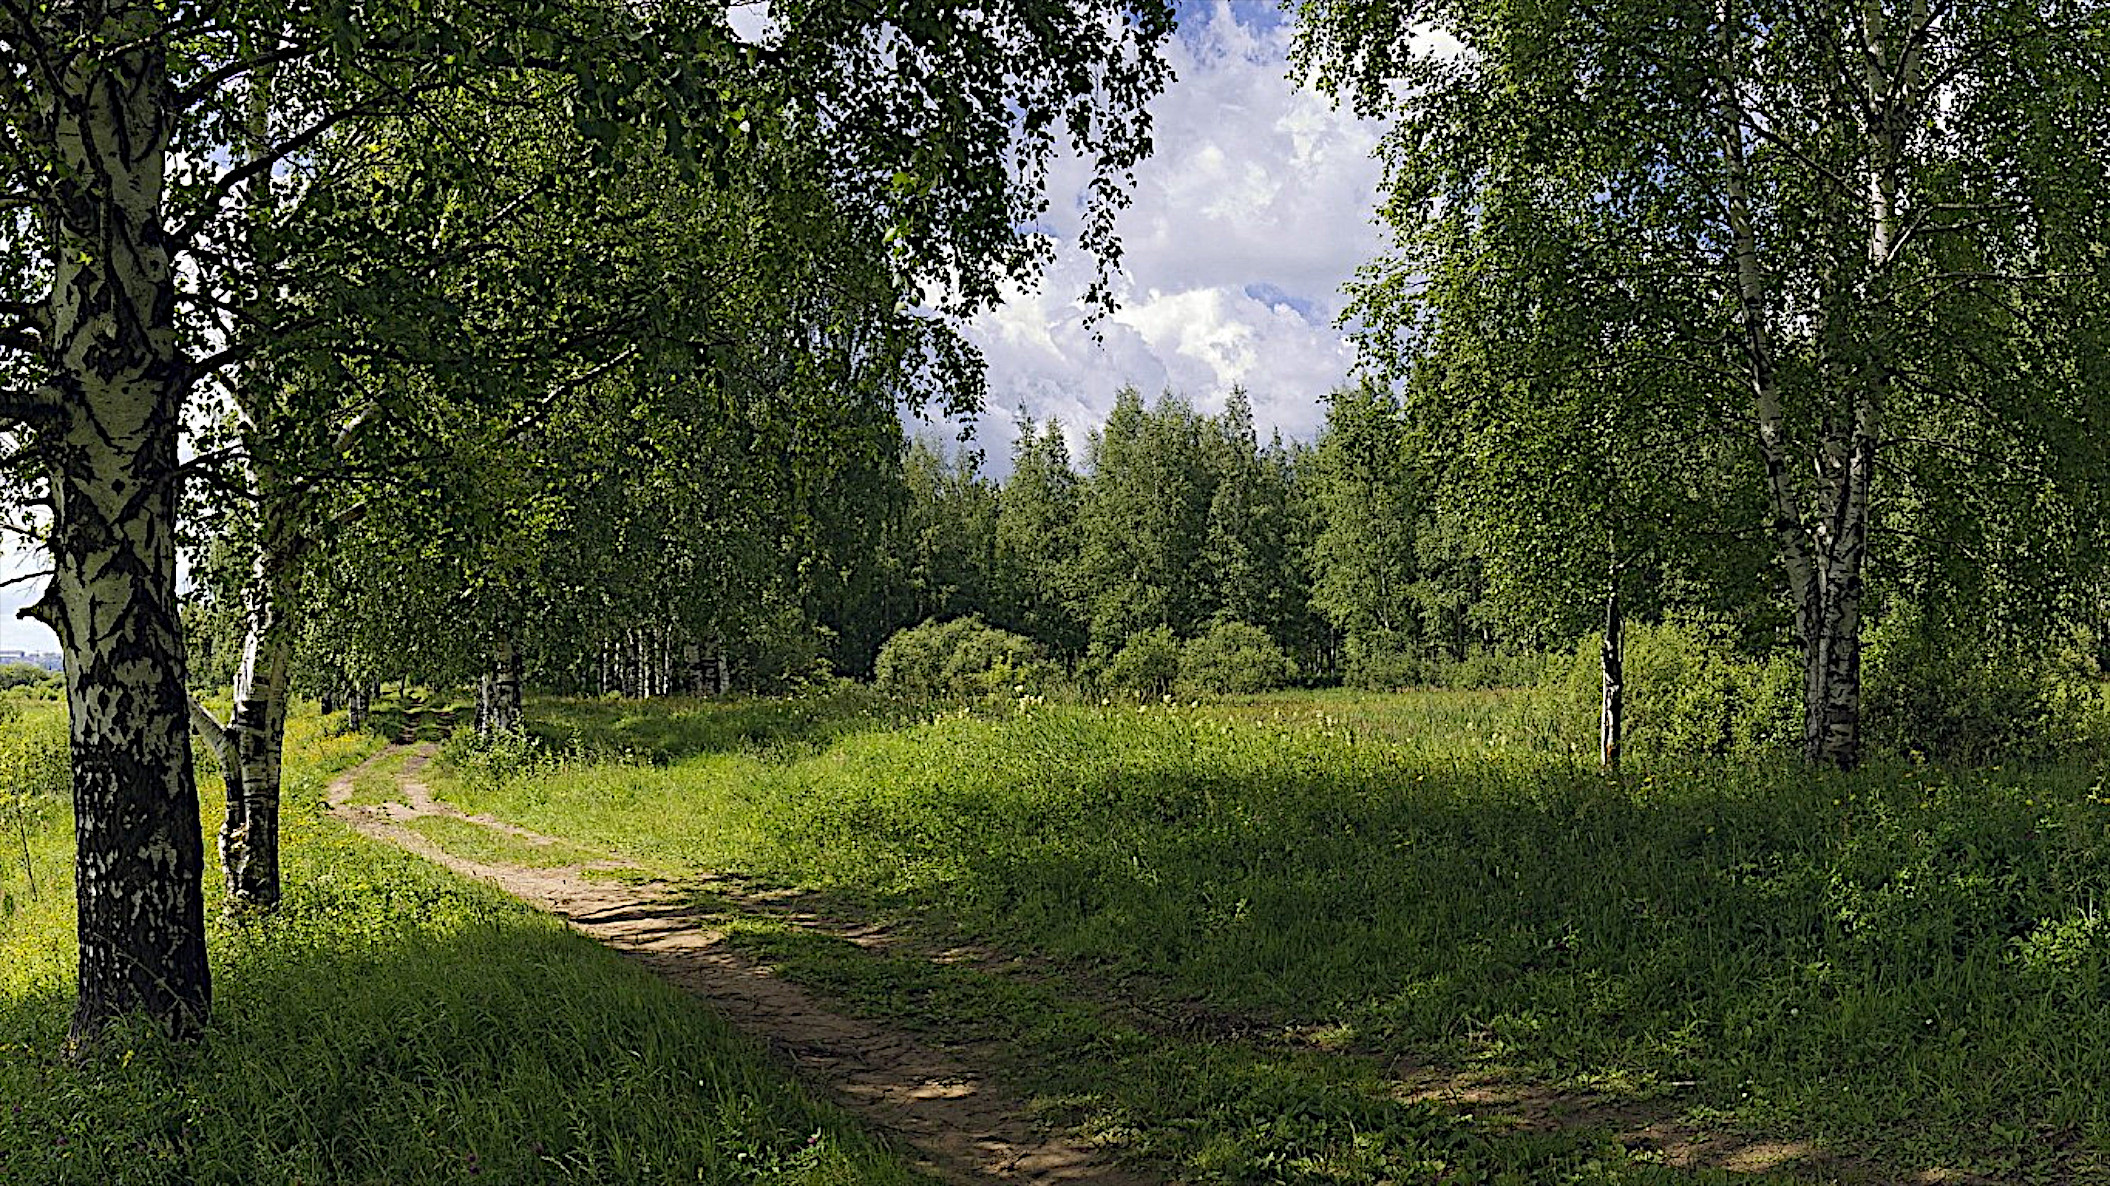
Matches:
[1344,632,1554,691]
[1562,620,1801,761]
[1103,627,1182,697]
[874,617,1054,699]
[0,663,50,692]
[1179,621,1297,695]
[1342,631,1428,690]
[1863,609,2062,763]
[439,725,549,796]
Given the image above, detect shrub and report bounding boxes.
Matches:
[1342,631,1428,690]
[1863,608,2060,763]
[439,725,550,795]
[0,663,48,692]
[1345,633,1553,691]
[1179,621,1297,695]
[1561,620,1801,761]
[874,617,1054,699]
[1103,627,1182,697]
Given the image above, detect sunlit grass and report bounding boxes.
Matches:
[0,702,926,1185]
[436,687,2110,1181]
[403,814,612,869]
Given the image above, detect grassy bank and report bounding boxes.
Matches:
[430,689,2110,1181]
[0,704,926,1185]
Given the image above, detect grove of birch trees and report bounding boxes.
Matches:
[4,0,2109,1053]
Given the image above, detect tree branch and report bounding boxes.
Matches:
[189,698,234,768]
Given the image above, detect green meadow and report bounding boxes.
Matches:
[0,702,923,1185]
[423,688,2110,1183]
[7,686,2110,1183]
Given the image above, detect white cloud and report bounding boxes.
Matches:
[0,540,53,652]
[958,0,1388,462]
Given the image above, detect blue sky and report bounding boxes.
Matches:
[0,1,1390,652]
[950,0,1387,463]
[0,546,44,651]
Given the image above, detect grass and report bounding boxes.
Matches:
[432,688,2110,1183]
[707,903,1690,1185]
[0,702,930,1185]
[521,686,918,763]
[402,814,612,869]
[339,747,414,807]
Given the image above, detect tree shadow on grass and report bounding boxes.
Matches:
[704,910,1830,1185]
[756,747,2110,1183]
[362,693,471,745]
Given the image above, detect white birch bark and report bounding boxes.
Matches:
[1714,0,1921,768]
[479,637,522,735]
[1600,568,1623,773]
[23,6,212,1039]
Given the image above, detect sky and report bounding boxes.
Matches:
[942,0,1389,464]
[0,1,1393,652]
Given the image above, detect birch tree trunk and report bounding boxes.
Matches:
[481,637,522,735]
[192,464,302,911]
[1600,571,1623,773]
[1715,0,1899,769]
[24,9,212,1040]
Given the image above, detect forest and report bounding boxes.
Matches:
[5,1,2110,1184]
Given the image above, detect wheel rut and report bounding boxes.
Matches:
[324,743,1153,1186]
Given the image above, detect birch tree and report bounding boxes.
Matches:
[2,0,1174,1041]
[1297,0,2110,768]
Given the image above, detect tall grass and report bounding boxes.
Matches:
[438,689,2110,1177]
[0,703,923,1185]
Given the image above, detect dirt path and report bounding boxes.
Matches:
[325,744,1152,1186]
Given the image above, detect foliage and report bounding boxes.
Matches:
[0,664,55,692]
[1294,0,2110,767]
[1101,626,1182,697]
[873,617,1052,700]
[1179,620,1297,695]
[439,725,553,799]
[0,702,65,915]
[1344,634,1554,692]
[992,418,1088,657]
[1307,387,1425,645]
[521,688,911,767]
[1558,623,1801,762]
[1861,609,2083,764]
